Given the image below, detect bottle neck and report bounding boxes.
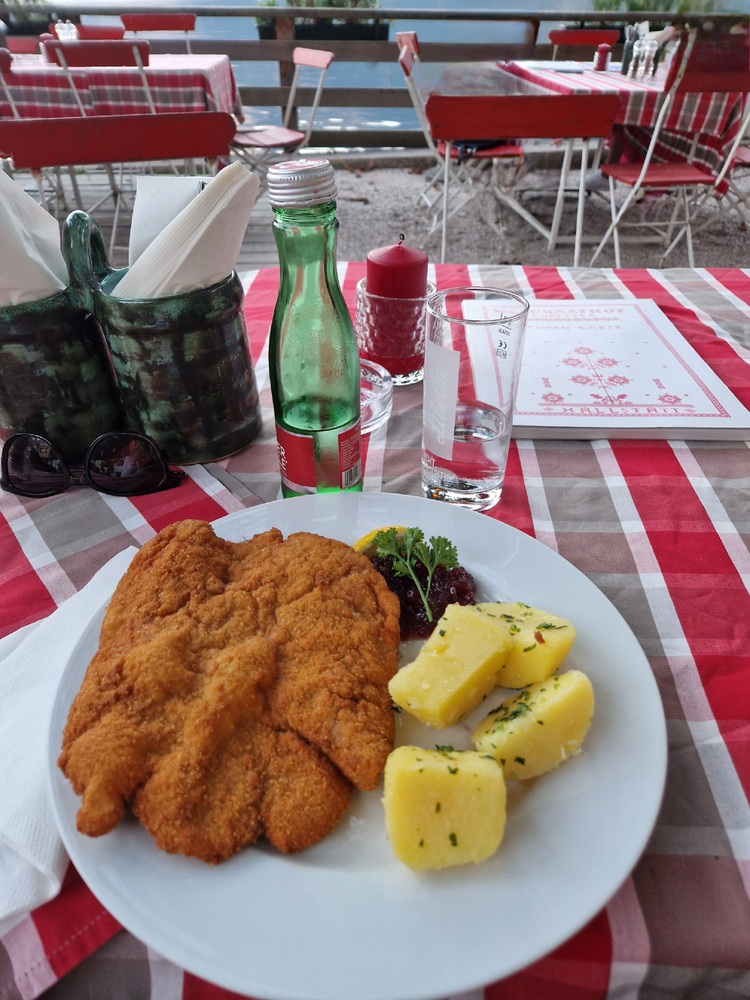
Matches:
[272,200,341,288]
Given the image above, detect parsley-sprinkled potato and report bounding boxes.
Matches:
[472,670,594,781]
[388,604,513,727]
[474,602,577,688]
[383,745,507,870]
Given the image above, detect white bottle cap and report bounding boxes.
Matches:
[267,158,337,207]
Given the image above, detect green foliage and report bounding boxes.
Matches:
[256,0,382,27]
[592,0,716,10]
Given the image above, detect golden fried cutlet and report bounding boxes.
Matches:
[58,519,401,863]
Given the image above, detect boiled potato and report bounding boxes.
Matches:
[383,745,507,870]
[388,603,513,727]
[474,602,577,688]
[472,669,594,781]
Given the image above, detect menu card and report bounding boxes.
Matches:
[512,299,750,439]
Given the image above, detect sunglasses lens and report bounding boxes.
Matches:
[4,435,69,496]
[87,433,169,495]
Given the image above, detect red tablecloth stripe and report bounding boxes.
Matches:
[31,867,121,979]
[0,518,57,637]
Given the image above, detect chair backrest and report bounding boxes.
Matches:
[42,38,151,68]
[283,46,334,141]
[623,26,750,183]
[60,24,126,40]
[397,44,437,157]
[549,28,621,59]
[395,31,420,56]
[395,31,425,90]
[4,35,40,54]
[669,23,750,95]
[120,13,196,53]
[42,38,155,115]
[425,90,622,142]
[0,111,236,170]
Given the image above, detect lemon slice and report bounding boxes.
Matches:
[353,525,408,559]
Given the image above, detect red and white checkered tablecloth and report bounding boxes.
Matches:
[1,264,750,999]
[504,60,744,181]
[0,52,242,119]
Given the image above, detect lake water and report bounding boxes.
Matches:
[200,0,597,132]
[84,1,739,134]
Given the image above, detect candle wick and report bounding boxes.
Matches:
[398,234,405,246]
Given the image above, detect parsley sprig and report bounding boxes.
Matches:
[373,527,458,622]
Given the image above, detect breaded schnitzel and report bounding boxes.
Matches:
[58,520,401,863]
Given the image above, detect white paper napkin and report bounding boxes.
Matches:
[0,547,137,933]
[0,170,68,306]
[112,162,261,300]
[128,174,207,267]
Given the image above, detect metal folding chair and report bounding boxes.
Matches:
[41,38,155,114]
[231,46,334,180]
[425,85,621,264]
[397,42,524,233]
[590,25,750,267]
[120,13,197,54]
[48,23,126,40]
[40,37,159,240]
[0,111,235,250]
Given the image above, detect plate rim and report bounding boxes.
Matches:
[47,492,668,1000]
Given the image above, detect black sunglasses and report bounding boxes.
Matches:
[1,431,186,498]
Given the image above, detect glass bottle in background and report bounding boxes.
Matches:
[267,158,362,498]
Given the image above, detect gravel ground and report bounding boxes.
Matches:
[329,157,750,269]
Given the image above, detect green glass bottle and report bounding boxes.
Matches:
[267,158,362,498]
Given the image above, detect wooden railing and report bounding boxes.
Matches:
[1,5,747,150]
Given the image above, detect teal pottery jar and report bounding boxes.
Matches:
[64,211,262,465]
[0,286,123,466]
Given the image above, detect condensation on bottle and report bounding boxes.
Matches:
[266,158,363,498]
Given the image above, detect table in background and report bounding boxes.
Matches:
[504,59,745,179]
[1,263,750,999]
[0,52,241,118]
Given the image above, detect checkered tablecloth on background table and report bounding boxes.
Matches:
[0,52,242,119]
[504,60,744,182]
[1,264,749,999]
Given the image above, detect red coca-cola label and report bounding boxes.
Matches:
[276,420,361,493]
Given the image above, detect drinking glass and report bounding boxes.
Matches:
[421,286,529,511]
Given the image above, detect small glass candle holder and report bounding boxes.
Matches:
[359,358,393,435]
[355,278,435,386]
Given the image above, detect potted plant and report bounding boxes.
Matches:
[577,0,716,37]
[256,0,389,42]
[1,0,54,36]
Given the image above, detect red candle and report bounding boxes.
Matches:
[366,236,428,299]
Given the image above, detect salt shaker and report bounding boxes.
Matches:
[593,44,612,72]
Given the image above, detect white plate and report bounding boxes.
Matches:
[47,492,667,1000]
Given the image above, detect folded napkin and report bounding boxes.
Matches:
[128,174,207,267]
[0,170,68,307]
[0,548,137,935]
[112,161,261,300]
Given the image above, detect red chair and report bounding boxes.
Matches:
[397,41,525,241]
[48,23,126,40]
[120,13,196,53]
[4,35,40,54]
[426,86,621,264]
[549,28,621,61]
[231,46,334,179]
[41,38,155,113]
[590,24,750,267]
[0,112,236,250]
